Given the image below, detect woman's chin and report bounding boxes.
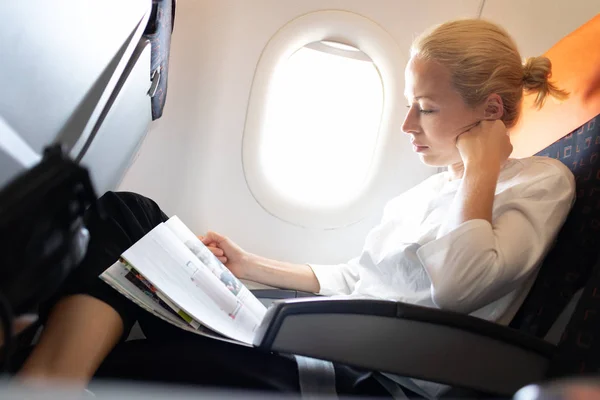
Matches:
[416,151,462,169]
[417,153,442,167]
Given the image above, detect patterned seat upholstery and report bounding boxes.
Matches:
[510,113,600,376]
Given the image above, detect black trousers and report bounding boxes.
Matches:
[37,191,391,397]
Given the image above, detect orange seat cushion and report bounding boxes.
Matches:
[510,13,600,158]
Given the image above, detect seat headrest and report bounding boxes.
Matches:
[510,14,600,158]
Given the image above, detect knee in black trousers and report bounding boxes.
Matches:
[39,191,170,340]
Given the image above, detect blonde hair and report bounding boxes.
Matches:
[411,19,568,128]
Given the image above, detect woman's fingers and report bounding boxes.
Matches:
[199,233,234,266]
[198,236,218,248]
[194,238,227,263]
[197,235,224,255]
[207,246,224,257]
[198,235,226,259]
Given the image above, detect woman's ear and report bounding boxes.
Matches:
[483,94,504,120]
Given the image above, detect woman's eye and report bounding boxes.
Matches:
[406,105,435,114]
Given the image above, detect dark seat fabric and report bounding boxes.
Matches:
[509,114,600,373]
[547,246,600,377]
[143,0,176,120]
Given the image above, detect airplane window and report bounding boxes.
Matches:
[243,10,411,228]
[259,41,383,207]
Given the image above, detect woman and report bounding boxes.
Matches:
[18,19,575,396]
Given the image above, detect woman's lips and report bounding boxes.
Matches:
[412,144,429,152]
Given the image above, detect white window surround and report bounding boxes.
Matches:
[242,10,408,229]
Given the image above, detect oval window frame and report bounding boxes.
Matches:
[242,10,407,229]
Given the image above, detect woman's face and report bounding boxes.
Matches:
[402,56,485,167]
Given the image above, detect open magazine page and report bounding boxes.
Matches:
[101,261,195,330]
[123,268,183,322]
[122,223,263,345]
[120,260,202,329]
[101,261,250,346]
[164,216,267,322]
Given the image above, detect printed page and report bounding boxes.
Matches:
[120,260,202,329]
[101,261,194,329]
[164,216,267,322]
[101,261,250,346]
[123,268,184,322]
[122,223,263,345]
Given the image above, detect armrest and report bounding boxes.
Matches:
[253,297,555,396]
[251,289,316,299]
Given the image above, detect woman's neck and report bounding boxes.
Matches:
[447,162,465,181]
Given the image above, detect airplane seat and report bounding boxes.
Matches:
[1,0,177,359]
[511,114,600,369]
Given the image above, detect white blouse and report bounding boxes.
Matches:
[309,157,575,325]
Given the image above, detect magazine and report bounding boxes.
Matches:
[100,216,268,346]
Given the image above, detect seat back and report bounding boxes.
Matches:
[546,243,600,377]
[510,114,600,340]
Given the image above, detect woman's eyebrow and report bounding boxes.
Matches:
[404,94,435,101]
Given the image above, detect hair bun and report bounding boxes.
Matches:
[523,56,551,90]
[522,56,568,108]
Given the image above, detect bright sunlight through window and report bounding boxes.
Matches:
[260,41,383,208]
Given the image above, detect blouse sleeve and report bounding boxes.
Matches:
[308,257,361,296]
[416,165,575,313]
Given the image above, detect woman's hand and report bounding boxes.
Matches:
[456,119,512,169]
[199,232,321,293]
[199,232,251,279]
[438,119,510,236]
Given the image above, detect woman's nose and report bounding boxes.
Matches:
[401,107,419,135]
